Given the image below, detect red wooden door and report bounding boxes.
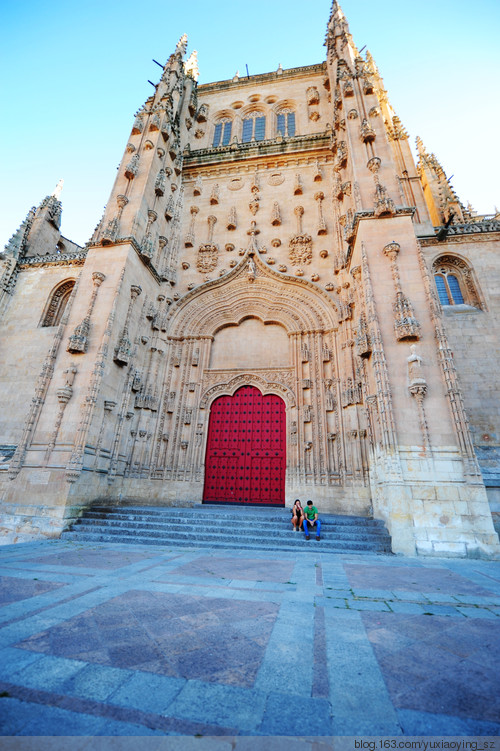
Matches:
[203,385,286,505]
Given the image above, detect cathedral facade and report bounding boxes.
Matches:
[1,3,499,557]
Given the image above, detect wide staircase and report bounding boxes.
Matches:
[61,504,392,555]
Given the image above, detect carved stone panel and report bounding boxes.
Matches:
[197,243,219,273]
[289,235,312,266]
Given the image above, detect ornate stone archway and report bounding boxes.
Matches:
[200,372,296,410]
[166,250,339,337]
[146,251,370,511]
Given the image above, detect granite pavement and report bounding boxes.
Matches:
[0,537,499,743]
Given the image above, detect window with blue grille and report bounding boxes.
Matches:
[242,113,266,142]
[432,257,482,309]
[212,119,232,147]
[434,271,467,305]
[447,274,464,304]
[434,275,449,305]
[277,111,296,137]
[254,116,265,141]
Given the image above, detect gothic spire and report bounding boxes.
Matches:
[416,137,466,224]
[2,207,35,259]
[325,1,357,60]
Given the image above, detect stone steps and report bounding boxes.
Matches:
[62,504,392,555]
[73,516,387,542]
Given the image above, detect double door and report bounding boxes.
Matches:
[203,386,285,505]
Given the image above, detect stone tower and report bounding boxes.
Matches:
[0,4,499,558]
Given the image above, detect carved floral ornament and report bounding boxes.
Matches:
[200,373,296,409]
[165,251,339,339]
[289,235,312,266]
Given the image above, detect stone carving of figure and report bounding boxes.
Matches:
[64,363,77,388]
[247,257,256,282]
[407,344,425,385]
[52,179,64,199]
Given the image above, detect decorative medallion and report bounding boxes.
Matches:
[268,172,285,186]
[228,178,244,191]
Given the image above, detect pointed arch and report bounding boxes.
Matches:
[165,252,339,339]
[39,279,76,327]
[431,252,485,310]
[200,372,296,410]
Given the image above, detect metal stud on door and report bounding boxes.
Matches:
[203,385,285,505]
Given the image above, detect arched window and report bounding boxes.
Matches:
[212,117,232,147]
[432,255,483,309]
[434,272,464,305]
[40,280,75,327]
[242,112,266,143]
[277,108,296,137]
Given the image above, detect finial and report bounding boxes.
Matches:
[185,50,199,81]
[175,34,188,57]
[365,50,378,73]
[51,179,64,199]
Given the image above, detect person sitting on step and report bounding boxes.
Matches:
[291,499,304,531]
[303,500,321,541]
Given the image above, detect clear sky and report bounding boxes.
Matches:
[1,0,499,249]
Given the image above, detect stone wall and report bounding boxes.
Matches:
[421,232,500,514]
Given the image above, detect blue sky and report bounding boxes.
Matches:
[1,0,499,248]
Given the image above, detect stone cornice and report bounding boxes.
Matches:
[19,250,87,269]
[346,207,416,266]
[418,221,500,246]
[183,132,332,169]
[197,62,327,94]
[86,237,162,284]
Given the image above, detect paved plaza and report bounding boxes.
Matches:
[0,537,499,741]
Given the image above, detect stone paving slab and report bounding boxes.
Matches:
[0,539,499,738]
[344,564,496,597]
[0,576,65,606]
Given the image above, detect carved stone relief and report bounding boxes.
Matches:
[200,371,296,409]
[383,242,420,341]
[289,207,312,266]
[67,272,105,354]
[197,215,218,273]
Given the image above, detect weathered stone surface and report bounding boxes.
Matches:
[0,6,498,559]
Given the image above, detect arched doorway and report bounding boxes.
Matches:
[203,385,286,505]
